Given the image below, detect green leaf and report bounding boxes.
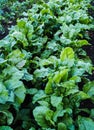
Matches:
[26,88,38,95]
[90,109,94,119]
[74,40,89,47]
[0,36,16,49]
[0,82,8,104]
[16,60,26,69]
[4,80,26,105]
[47,40,60,52]
[11,31,28,47]
[71,67,85,76]
[53,108,65,122]
[46,128,55,130]
[33,90,47,104]
[60,47,74,67]
[45,79,53,94]
[29,128,35,130]
[60,47,74,61]
[83,81,94,100]
[38,101,49,107]
[71,91,90,104]
[69,76,81,83]
[7,49,25,65]
[64,117,74,130]
[58,122,67,130]
[78,116,94,130]
[33,106,50,128]
[0,126,13,130]
[14,82,26,105]
[22,69,33,81]
[60,35,71,45]
[53,69,68,83]
[45,110,54,126]
[34,68,51,78]
[0,58,7,64]
[0,110,13,125]
[26,22,34,41]
[51,95,62,108]
[77,60,92,74]
[17,19,26,29]
[53,108,72,122]
[3,66,24,80]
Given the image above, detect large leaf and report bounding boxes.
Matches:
[33,90,47,104]
[83,81,94,100]
[34,68,51,78]
[14,81,26,105]
[45,78,53,94]
[74,40,89,47]
[0,82,8,104]
[4,79,26,105]
[51,95,62,108]
[0,126,13,130]
[60,47,74,61]
[11,31,28,47]
[60,47,74,67]
[0,110,13,125]
[33,106,51,128]
[7,49,25,65]
[2,66,24,80]
[78,116,94,130]
[53,69,68,83]
[58,122,67,130]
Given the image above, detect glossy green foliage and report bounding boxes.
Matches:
[0,0,94,129]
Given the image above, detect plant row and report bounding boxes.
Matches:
[0,0,37,38]
[0,0,94,129]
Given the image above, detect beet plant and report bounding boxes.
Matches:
[0,0,94,129]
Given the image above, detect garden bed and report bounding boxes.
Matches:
[0,0,94,130]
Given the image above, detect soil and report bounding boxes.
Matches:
[79,1,94,111]
[83,1,94,81]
